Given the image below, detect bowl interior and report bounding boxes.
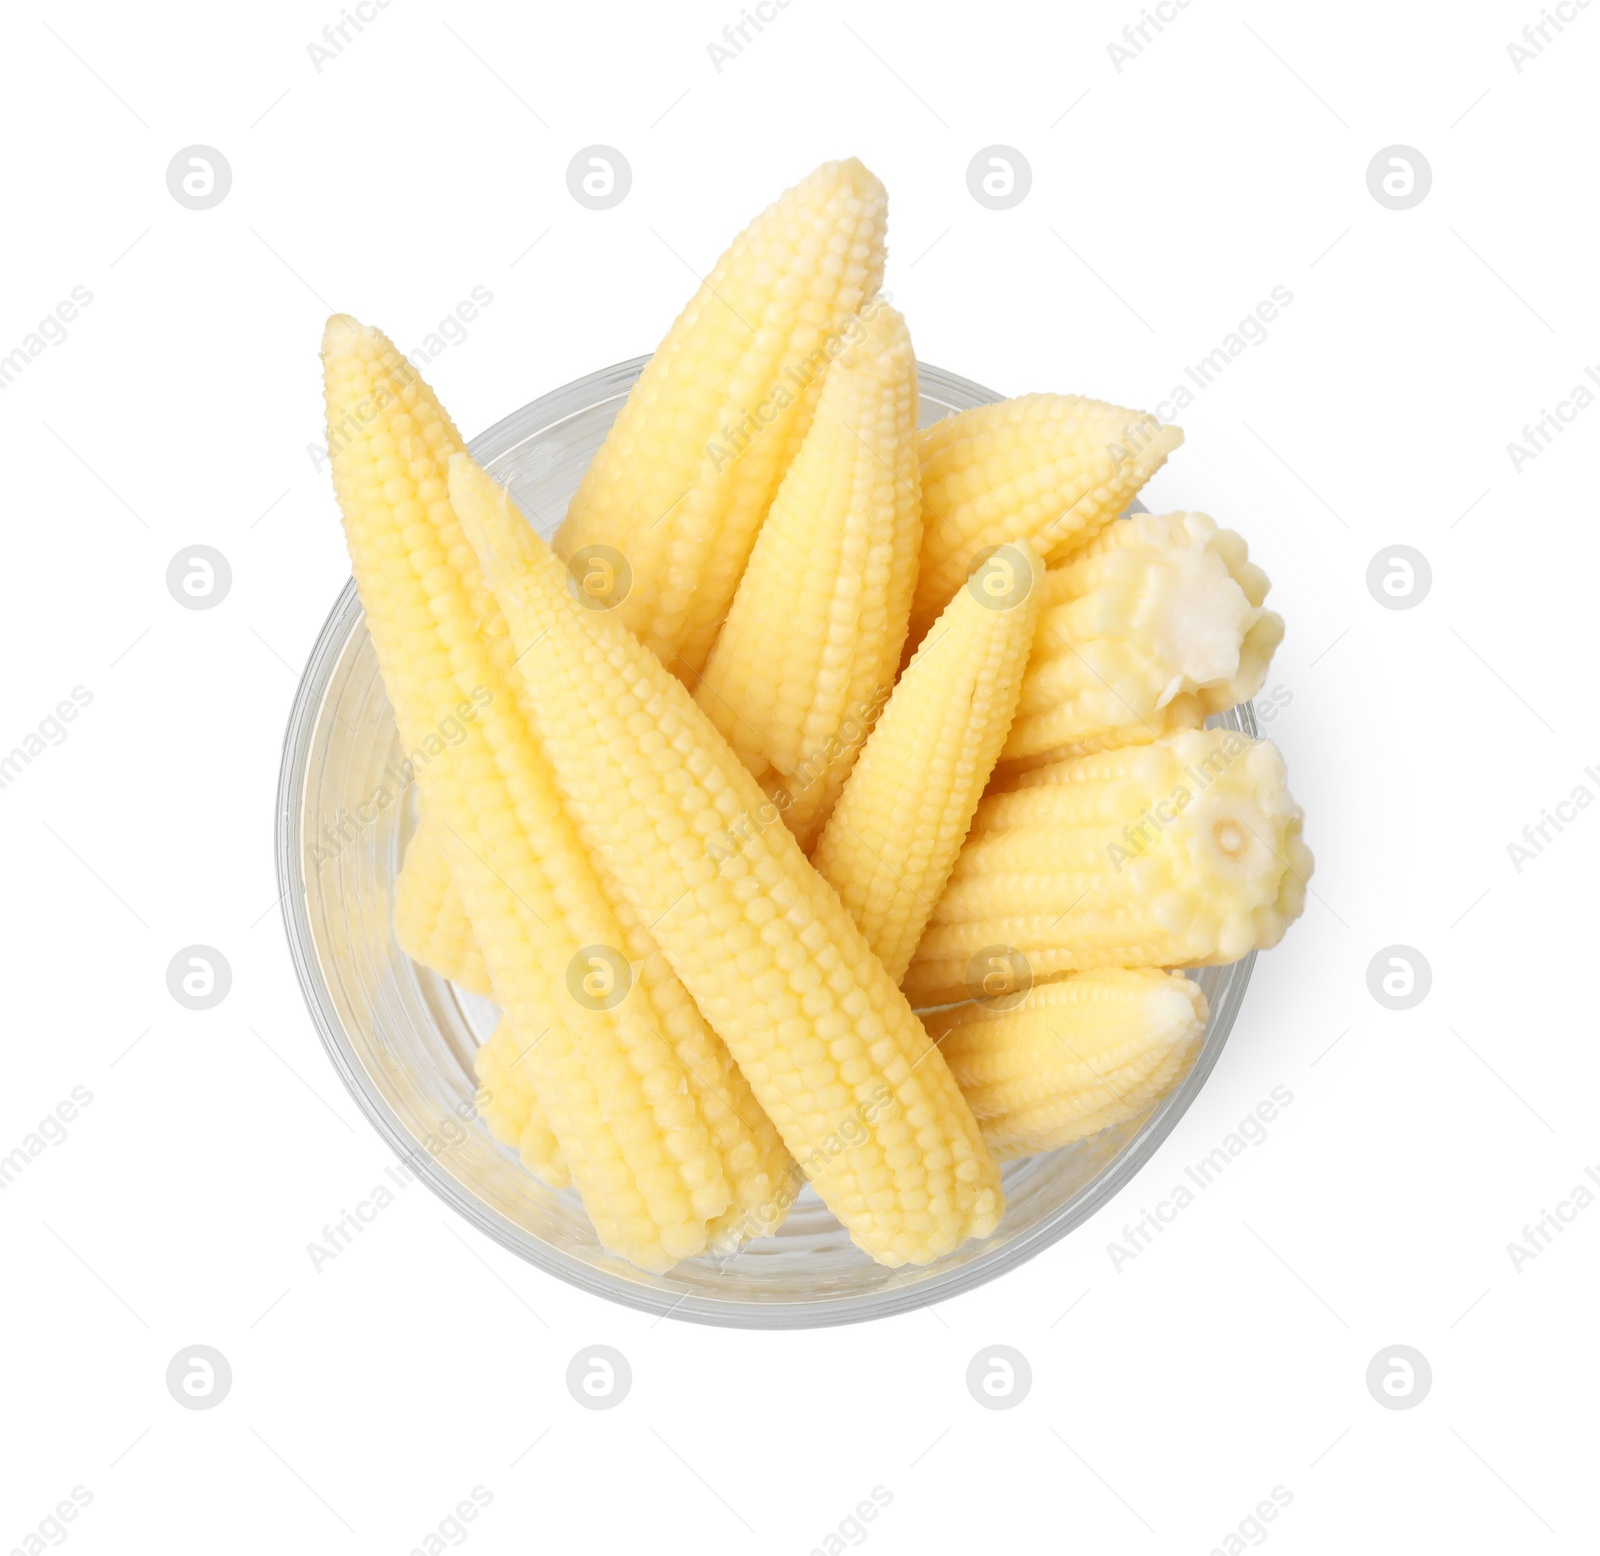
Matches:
[277,357,1256,1327]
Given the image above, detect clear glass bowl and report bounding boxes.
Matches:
[276,357,1257,1328]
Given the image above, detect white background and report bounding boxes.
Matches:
[2,0,1595,1550]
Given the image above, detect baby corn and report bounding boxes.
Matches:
[695,300,920,849]
[451,454,1002,1268]
[401,822,789,1243]
[555,158,888,679]
[811,540,1042,983]
[1003,512,1284,766]
[903,728,1311,1004]
[474,1019,568,1188]
[394,817,780,1238]
[911,394,1183,641]
[324,316,787,1271]
[925,970,1206,1158]
[394,814,490,995]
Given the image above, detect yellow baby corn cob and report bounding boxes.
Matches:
[910,394,1183,641]
[394,814,491,994]
[1003,512,1284,766]
[450,453,1002,1267]
[474,1019,568,1188]
[414,836,798,1230]
[810,539,1042,983]
[694,300,920,848]
[903,728,1311,1004]
[391,792,789,1240]
[554,158,889,679]
[402,846,770,1209]
[595,864,796,1253]
[401,820,791,1243]
[925,970,1206,1158]
[324,316,788,1271]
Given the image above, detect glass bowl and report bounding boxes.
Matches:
[276,357,1257,1328]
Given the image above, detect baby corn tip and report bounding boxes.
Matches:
[320,313,368,355]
